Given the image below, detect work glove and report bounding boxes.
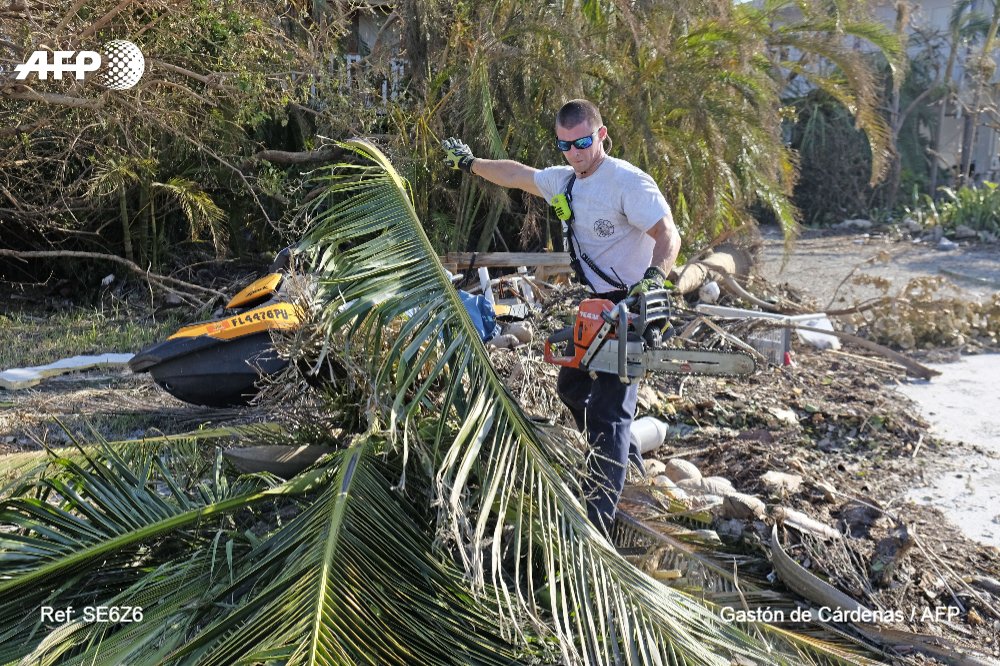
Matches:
[628,266,670,297]
[442,137,476,173]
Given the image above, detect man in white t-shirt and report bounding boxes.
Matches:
[442,99,681,534]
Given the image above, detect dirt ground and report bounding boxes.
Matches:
[2,229,1000,663]
[757,226,1000,307]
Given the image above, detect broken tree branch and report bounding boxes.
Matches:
[777,323,940,379]
[2,86,104,110]
[0,249,227,303]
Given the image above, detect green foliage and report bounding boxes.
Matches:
[153,177,228,258]
[0,0,309,273]
[789,90,875,226]
[937,182,1000,233]
[3,0,901,281]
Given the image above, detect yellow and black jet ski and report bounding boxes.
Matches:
[129,249,302,407]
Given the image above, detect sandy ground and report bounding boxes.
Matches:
[758,227,1000,306]
[899,355,1000,546]
[759,227,1000,547]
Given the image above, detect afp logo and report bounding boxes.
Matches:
[14,40,145,90]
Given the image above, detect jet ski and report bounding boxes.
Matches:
[131,249,534,407]
[129,249,302,407]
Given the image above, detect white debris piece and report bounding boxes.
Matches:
[0,353,134,390]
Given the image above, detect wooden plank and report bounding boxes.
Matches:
[440,252,571,268]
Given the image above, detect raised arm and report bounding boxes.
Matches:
[442,137,542,197]
[470,159,542,197]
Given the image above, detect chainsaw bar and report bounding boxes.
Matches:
[644,348,757,377]
[582,342,756,379]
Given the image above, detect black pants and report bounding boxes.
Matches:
[557,364,641,535]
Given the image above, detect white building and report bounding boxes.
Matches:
[767,0,1000,184]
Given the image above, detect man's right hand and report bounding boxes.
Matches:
[442,137,476,173]
[628,266,670,297]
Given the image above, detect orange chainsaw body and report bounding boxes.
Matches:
[544,298,618,369]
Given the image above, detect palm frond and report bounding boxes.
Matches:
[153,176,228,254]
[162,438,527,666]
[0,442,326,663]
[297,139,876,664]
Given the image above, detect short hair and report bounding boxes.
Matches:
[556,99,603,130]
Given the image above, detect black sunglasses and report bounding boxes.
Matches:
[556,130,598,152]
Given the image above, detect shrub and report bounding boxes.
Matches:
[937,182,1000,233]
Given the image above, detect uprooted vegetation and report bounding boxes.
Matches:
[845,275,1000,350]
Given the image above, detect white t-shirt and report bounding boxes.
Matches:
[534,157,672,293]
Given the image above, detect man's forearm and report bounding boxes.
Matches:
[649,218,681,275]
[470,159,541,196]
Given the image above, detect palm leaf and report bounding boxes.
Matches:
[0,442,327,663]
[296,138,872,664]
[162,438,527,666]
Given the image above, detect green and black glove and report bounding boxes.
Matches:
[442,137,476,173]
[628,266,670,297]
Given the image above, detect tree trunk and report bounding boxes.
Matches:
[670,245,752,295]
[119,188,133,263]
[881,1,909,207]
[929,32,961,196]
[959,0,1000,186]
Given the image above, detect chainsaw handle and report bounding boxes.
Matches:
[616,302,630,383]
[547,326,573,344]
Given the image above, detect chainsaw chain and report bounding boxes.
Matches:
[649,345,758,378]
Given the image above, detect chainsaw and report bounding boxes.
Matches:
[543,290,756,382]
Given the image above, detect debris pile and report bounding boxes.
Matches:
[843,275,1000,350]
[485,275,1000,664]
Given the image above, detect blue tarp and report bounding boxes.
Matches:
[458,290,499,343]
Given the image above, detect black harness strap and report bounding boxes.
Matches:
[561,174,627,292]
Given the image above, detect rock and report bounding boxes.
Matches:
[652,475,689,500]
[688,495,723,509]
[767,406,799,426]
[644,459,667,478]
[760,471,803,495]
[698,280,720,304]
[834,218,872,231]
[902,217,922,233]
[678,476,734,497]
[487,333,523,349]
[937,237,959,251]
[704,476,736,492]
[722,493,767,520]
[953,224,978,239]
[652,475,676,488]
[666,487,689,501]
[504,322,533,344]
[664,458,701,483]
